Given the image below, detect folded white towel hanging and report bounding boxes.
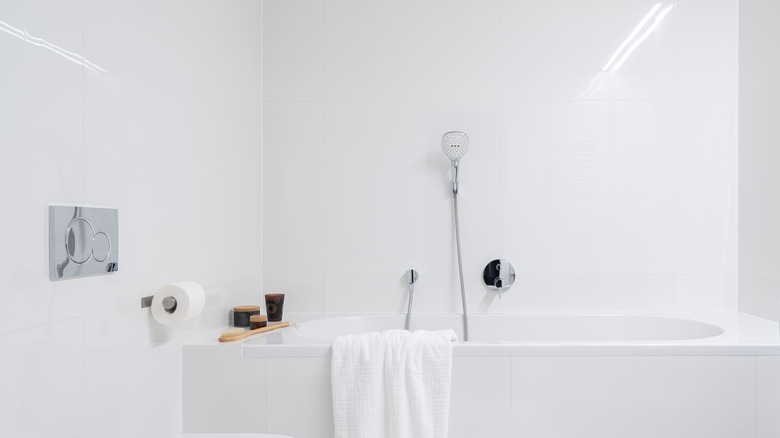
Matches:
[331,329,457,438]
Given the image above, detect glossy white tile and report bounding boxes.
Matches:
[263,101,324,276]
[465,273,503,314]
[498,274,675,312]
[323,0,500,101]
[94,0,263,98]
[0,0,267,437]
[738,84,780,281]
[83,306,211,437]
[674,275,737,311]
[739,0,780,97]
[322,102,428,276]
[500,101,674,276]
[264,0,324,100]
[82,98,262,312]
[0,0,84,333]
[738,275,780,322]
[0,318,83,437]
[323,275,409,313]
[263,275,324,314]
[84,0,255,102]
[404,274,460,314]
[500,0,674,101]
[738,1,780,322]
[674,101,737,275]
[321,101,500,278]
[675,0,738,100]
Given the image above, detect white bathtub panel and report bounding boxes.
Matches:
[266,357,333,438]
[499,0,674,101]
[510,356,755,438]
[757,356,780,438]
[449,357,511,438]
[183,345,266,433]
[263,0,323,100]
[323,0,500,101]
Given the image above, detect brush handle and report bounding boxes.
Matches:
[219,321,290,342]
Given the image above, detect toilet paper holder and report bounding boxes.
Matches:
[142,281,206,326]
[141,295,177,313]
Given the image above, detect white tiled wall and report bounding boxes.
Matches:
[0,0,750,436]
[738,0,780,322]
[0,1,262,436]
[263,0,739,314]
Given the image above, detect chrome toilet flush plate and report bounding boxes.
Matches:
[49,205,118,280]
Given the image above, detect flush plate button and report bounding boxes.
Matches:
[50,205,118,280]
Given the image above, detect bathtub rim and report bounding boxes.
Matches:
[185,311,780,358]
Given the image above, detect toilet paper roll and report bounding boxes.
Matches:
[151,281,206,326]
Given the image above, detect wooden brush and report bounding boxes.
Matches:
[219,321,291,342]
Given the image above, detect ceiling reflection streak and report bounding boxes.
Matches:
[576,73,608,101]
[578,3,674,100]
[603,3,662,71]
[0,19,107,73]
[610,4,674,72]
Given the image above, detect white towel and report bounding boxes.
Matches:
[331,329,457,438]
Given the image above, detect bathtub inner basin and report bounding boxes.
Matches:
[293,313,725,343]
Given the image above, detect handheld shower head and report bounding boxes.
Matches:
[442,131,469,193]
[441,131,470,161]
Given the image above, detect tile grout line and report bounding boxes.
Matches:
[321,0,327,314]
[81,0,87,433]
[754,356,758,438]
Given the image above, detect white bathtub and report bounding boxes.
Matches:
[241,311,780,357]
[293,313,724,341]
[184,312,780,437]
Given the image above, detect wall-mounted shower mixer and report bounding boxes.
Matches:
[483,259,516,299]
